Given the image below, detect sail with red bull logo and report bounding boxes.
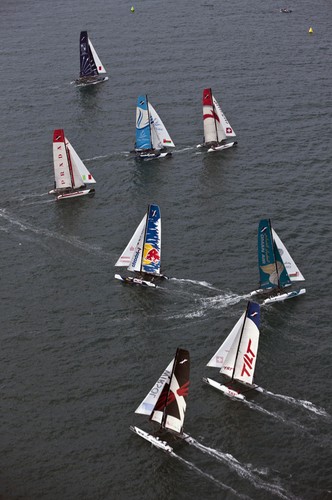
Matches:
[197,88,237,152]
[131,348,190,450]
[49,129,96,201]
[203,302,261,400]
[251,219,306,304]
[115,204,165,286]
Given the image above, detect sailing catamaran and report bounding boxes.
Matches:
[114,204,167,287]
[75,31,108,86]
[250,219,306,304]
[133,95,175,159]
[49,129,96,201]
[203,301,260,401]
[130,348,190,453]
[197,88,237,152]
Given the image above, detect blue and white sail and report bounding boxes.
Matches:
[258,219,304,290]
[135,95,175,155]
[135,96,152,150]
[76,31,108,85]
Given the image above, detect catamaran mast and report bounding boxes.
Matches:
[146,96,153,150]
[212,95,219,143]
[139,205,150,275]
[269,219,281,289]
[230,302,250,383]
[65,142,75,189]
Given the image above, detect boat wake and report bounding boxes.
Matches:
[256,387,330,418]
[170,451,251,499]
[0,208,107,255]
[169,277,220,290]
[243,400,306,430]
[185,436,297,500]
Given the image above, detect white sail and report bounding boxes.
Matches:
[233,315,260,385]
[207,313,245,370]
[88,38,106,74]
[127,218,146,272]
[53,139,72,189]
[213,95,236,141]
[135,360,174,416]
[115,216,146,268]
[207,303,260,386]
[203,99,218,144]
[148,103,175,149]
[115,215,146,267]
[272,229,305,282]
[66,139,96,185]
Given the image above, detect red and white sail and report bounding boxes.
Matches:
[202,88,236,144]
[135,348,190,436]
[207,302,260,387]
[52,129,95,190]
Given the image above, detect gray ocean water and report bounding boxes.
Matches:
[1,0,332,499]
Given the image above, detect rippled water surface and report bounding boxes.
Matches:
[1,0,331,499]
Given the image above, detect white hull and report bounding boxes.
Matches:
[203,377,246,400]
[196,141,237,152]
[262,288,306,304]
[208,141,237,152]
[130,426,173,453]
[49,188,95,200]
[114,274,156,288]
[135,151,172,160]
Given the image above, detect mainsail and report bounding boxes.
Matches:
[207,302,260,387]
[52,129,95,191]
[202,88,236,144]
[114,204,161,276]
[136,348,190,435]
[135,96,175,153]
[257,219,304,290]
[79,31,106,77]
[135,95,152,150]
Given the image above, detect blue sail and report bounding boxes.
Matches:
[79,31,98,77]
[142,204,161,275]
[246,301,260,329]
[258,219,291,289]
[135,95,152,150]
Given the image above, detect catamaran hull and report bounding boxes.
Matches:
[250,287,306,304]
[263,288,306,304]
[114,274,157,288]
[75,76,109,87]
[135,152,172,160]
[49,188,95,200]
[196,141,237,152]
[203,377,246,400]
[130,426,173,453]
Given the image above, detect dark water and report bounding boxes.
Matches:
[1,0,331,499]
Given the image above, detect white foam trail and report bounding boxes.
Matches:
[170,451,251,499]
[0,209,107,255]
[257,387,329,418]
[185,436,297,500]
[169,277,220,290]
